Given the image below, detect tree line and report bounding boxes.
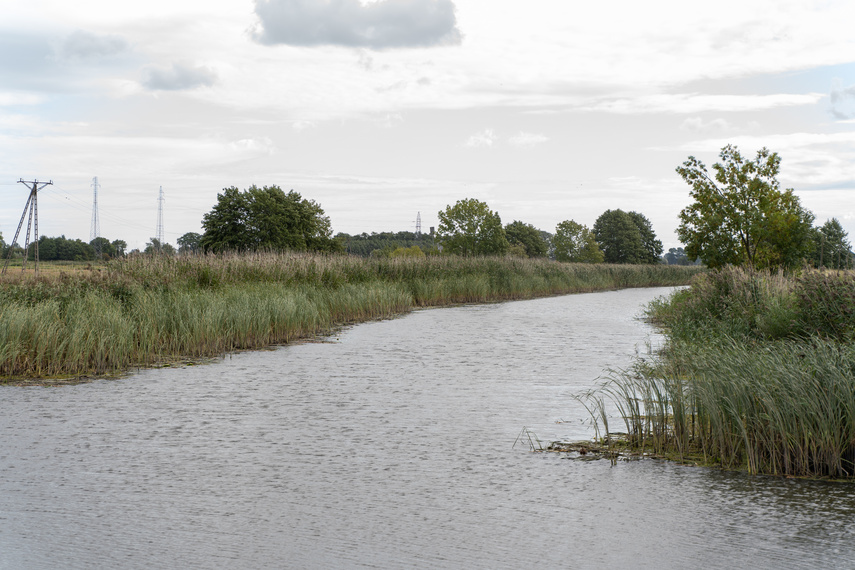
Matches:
[3,145,850,269]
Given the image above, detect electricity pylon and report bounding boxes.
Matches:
[2,178,52,275]
[90,177,101,258]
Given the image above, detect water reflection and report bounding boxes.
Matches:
[1,287,853,569]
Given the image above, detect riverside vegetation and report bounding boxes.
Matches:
[0,253,701,382]
[578,266,855,479]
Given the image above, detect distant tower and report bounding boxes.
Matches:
[415,212,422,235]
[90,177,101,257]
[156,186,165,249]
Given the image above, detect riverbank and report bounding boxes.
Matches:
[577,266,855,479]
[0,253,702,383]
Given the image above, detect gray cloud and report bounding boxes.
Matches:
[141,63,218,91]
[60,30,129,59]
[252,0,462,49]
[830,80,855,120]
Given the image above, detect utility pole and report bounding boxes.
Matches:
[2,179,52,276]
[90,176,101,259]
[156,186,164,252]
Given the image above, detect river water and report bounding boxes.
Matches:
[2,287,854,569]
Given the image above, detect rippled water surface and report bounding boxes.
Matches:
[2,287,855,569]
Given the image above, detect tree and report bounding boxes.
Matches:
[593,209,661,264]
[664,247,692,265]
[811,218,852,269]
[436,198,509,255]
[145,237,175,255]
[112,239,127,257]
[676,145,815,269]
[177,232,202,255]
[504,221,548,258]
[90,237,115,259]
[200,185,340,253]
[552,220,604,263]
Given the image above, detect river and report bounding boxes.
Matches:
[1,287,854,569]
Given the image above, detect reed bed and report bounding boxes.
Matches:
[579,266,855,478]
[0,252,701,380]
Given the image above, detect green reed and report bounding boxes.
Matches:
[581,266,855,478]
[0,252,701,380]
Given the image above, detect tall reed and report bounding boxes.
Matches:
[0,252,702,380]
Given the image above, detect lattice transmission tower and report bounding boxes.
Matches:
[415,211,422,235]
[156,186,165,251]
[90,177,101,258]
[2,178,52,275]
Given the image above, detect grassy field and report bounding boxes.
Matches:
[578,266,855,478]
[0,253,701,382]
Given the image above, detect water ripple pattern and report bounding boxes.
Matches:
[1,287,854,569]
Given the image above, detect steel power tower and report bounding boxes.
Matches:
[415,212,422,235]
[156,186,165,251]
[2,178,52,275]
[90,177,101,258]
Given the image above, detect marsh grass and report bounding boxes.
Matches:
[580,266,855,478]
[0,252,701,380]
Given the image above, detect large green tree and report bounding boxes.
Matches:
[200,185,340,253]
[593,209,662,264]
[811,218,851,269]
[552,220,603,263]
[676,145,814,269]
[504,220,548,258]
[177,232,202,254]
[436,198,509,255]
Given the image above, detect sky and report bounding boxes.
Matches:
[2,0,854,252]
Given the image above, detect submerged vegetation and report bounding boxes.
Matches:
[0,252,701,382]
[578,266,855,479]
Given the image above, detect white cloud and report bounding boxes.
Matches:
[679,117,734,133]
[141,62,218,91]
[508,132,548,147]
[58,30,129,60]
[465,129,496,148]
[830,79,855,120]
[588,93,823,115]
[251,0,462,49]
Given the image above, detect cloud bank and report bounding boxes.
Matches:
[60,30,129,60]
[141,63,218,91]
[252,0,462,49]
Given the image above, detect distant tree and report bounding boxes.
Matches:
[112,239,127,257]
[31,235,94,261]
[664,247,692,265]
[390,245,426,258]
[676,145,814,269]
[145,237,176,255]
[177,232,202,255]
[337,231,434,257]
[200,185,340,253]
[810,218,852,269]
[593,209,661,264]
[90,237,114,259]
[436,198,509,256]
[552,220,604,263]
[504,220,548,258]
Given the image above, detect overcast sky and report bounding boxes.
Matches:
[2,0,854,251]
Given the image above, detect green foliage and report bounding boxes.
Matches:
[810,218,852,269]
[144,238,176,255]
[177,232,202,255]
[436,198,510,256]
[592,209,661,264]
[663,247,693,265]
[677,145,815,269]
[552,220,603,263]
[338,231,434,257]
[504,220,548,258]
[200,185,340,253]
[31,235,95,262]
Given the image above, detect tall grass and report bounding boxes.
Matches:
[580,266,855,478]
[0,252,702,380]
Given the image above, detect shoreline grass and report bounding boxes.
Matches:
[577,266,855,479]
[0,252,701,383]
